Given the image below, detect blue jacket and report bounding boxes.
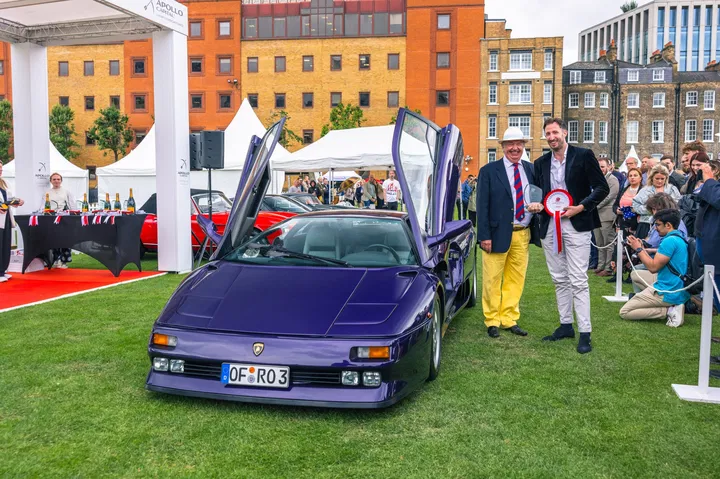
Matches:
[695,178,720,267]
[461,180,473,203]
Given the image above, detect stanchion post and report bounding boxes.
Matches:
[603,229,629,303]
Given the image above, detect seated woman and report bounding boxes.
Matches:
[615,167,643,237]
[632,164,682,239]
[45,172,76,269]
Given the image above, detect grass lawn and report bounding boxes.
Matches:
[2,249,719,477]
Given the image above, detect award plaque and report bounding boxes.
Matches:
[524,184,544,207]
[543,189,573,254]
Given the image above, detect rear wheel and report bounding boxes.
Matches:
[428,293,443,381]
[467,263,477,308]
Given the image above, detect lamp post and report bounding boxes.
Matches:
[464,154,473,172]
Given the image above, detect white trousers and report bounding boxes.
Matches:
[541,218,593,333]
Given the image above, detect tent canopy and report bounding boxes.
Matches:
[320,170,360,181]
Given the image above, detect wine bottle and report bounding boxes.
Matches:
[114,193,121,211]
[82,193,89,213]
[104,193,111,211]
[127,188,136,214]
[44,193,51,213]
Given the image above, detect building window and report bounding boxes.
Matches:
[248,94,258,108]
[59,96,69,107]
[110,96,120,109]
[653,92,666,108]
[275,93,286,109]
[599,121,608,143]
[109,60,120,76]
[219,93,232,110]
[190,93,204,110]
[359,54,370,70]
[85,96,95,111]
[270,56,283,73]
[685,119,697,141]
[652,69,665,81]
[687,91,698,106]
[132,58,146,76]
[508,116,530,137]
[583,121,594,143]
[652,120,664,143]
[568,121,578,142]
[330,92,342,107]
[135,130,147,144]
[627,92,639,108]
[359,92,370,107]
[509,51,532,70]
[133,94,147,112]
[244,18,257,38]
[704,91,715,110]
[274,17,286,37]
[594,71,605,83]
[84,61,94,76]
[627,121,639,143]
[331,55,342,71]
[627,70,639,82]
[437,90,450,106]
[190,21,203,38]
[437,14,450,30]
[489,83,497,104]
[187,58,203,76]
[543,82,552,104]
[437,52,450,69]
[584,92,595,108]
[58,61,69,77]
[488,115,497,138]
[703,119,715,142]
[509,82,531,104]
[303,130,314,144]
[569,71,581,84]
[488,149,497,163]
[0,60,4,75]
[247,57,258,73]
[302,55,314,72]
[218,56,232,75]
[387,91,399,107]
[569,93,579,108]
[302,92,314,108]
[217,19,231,38]
[544,50,553,70]
[599,93,609,108]
[388,53,400,70]
[489,51,498,71]
[85,131,95,146]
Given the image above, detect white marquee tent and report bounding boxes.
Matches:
[319,170,361,181]
[3,142,88,209]
[97,99,289,207]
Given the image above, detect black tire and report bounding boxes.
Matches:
[467,263,477,308]
[428,292,443,381]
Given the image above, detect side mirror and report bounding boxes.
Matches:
[196,214,222,244]
[427,219,473,248]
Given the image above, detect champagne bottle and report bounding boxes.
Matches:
[127,188,136,214]
[44,193,51,213]
[114,193,121,211]
[104,193,111,211]
[82,193,89,213]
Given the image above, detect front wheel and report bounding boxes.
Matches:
[428,293,443,381]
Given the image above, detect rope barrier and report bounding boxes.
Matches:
[623,246,707,294]
[713,277,720,302]
[590,234,619,250]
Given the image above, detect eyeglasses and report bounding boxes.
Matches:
[653,221,665,227]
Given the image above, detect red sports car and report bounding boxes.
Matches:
[139,189,294,254]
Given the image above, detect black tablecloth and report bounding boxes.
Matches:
[15,214,146,277]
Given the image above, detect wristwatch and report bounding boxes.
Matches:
[634,247,644,255]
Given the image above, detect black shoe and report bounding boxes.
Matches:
[542,324,575,341]
[711,356,720,365]
[623,274,633,284]
[577,332,592,354]
[606,275,617,283]
[713,337,720,344]
[711,370,720,380]
[504,325,528,336]
[487,326,500,338]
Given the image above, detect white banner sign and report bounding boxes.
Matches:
[102,0,188,35]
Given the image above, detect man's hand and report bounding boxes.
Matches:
[626,235,642,250]
[480,240,492,253]
[562,204,585,218]
[700,163,714,182]
[526,202,543,214]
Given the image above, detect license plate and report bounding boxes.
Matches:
[221,363,290,388]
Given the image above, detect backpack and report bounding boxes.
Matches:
[678,194,700,236]
[665,236,704,295]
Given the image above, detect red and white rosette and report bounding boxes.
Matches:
[53,216,61,225]
[81,215,89,227]
[543,189,573,254]
[92,215,103,225]
[29,215,39,226]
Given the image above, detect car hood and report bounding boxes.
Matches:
[157,261,436,337]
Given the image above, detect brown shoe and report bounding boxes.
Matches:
[597,270,611,277]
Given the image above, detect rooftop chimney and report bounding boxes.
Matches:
[606,39,617,63]
[706,60,720,72]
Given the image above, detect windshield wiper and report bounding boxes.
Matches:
[247,243,352,267]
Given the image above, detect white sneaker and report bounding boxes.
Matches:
[3,274,11,279]
[58,263,69,269]
[0,276,7,283]
[666,304,685,328]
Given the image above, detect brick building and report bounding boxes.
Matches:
[479,19,563,165]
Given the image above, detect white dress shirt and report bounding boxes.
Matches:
[550,145,569,191]
[503,156,532,227]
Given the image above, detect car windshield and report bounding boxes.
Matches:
[193,192,232,214]
[264,196,309,213]
[224,216,418,267]
[292,194,320,206]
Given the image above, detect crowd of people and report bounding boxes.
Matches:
[286,171,403,210]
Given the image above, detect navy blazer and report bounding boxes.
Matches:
[476,158,541,253]
[533,145,610,239]
[695,178,720,268]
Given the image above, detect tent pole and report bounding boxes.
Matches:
[330,168,333,205]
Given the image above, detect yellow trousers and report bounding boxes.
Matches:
[481,228,530,328]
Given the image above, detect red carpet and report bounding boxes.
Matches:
[0,269,165,313]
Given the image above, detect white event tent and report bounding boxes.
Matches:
[319,170,360,181]
[97,99,289,207]
[3,143,88,209]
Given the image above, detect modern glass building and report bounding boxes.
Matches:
[579,1,720,71]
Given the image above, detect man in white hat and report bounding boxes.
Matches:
[476,127,540,338]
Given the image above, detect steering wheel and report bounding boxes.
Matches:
[362,244,401,263]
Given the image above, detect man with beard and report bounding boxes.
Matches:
[660,155,686,190]
[527,118,609,354]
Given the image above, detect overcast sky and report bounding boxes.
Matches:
[485,1,641,65]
